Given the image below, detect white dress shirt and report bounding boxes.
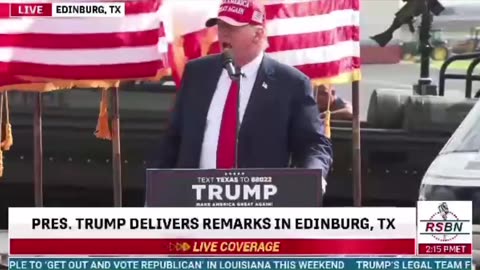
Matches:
[199,52,264,169]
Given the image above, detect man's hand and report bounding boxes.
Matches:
[321,107,353,121]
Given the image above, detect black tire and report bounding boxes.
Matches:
[367,89,412,129]
[403,95,476,133]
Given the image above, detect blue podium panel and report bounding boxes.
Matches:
[145,168,322,207]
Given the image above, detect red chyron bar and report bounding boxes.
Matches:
[9,239,416,255]
[10,3,52,17]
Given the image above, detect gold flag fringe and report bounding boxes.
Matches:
[311,69,362,86]
[2,92,13,151]
[314,84,332,139]
[0,92,4,177]
[0,149,3,178]
[0,69,172,143]
[94,89,112,140]
[324,84,332,139]
[0,67,172,92]
[0,91,13,177]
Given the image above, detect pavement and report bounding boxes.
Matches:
[334,62,478,120]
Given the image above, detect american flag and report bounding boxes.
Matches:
[0,0,168,91]
[165,0,361,86]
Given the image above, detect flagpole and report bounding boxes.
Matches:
[33,92,43,207]
[351,81,361,206]
[111,86,122,207]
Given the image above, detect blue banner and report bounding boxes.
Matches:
[8,257,473,270]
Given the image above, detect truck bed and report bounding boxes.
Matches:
[0,230,6,268]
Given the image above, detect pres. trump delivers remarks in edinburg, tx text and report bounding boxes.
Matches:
[152,0,333,193]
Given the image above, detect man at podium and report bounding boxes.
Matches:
[151,0,333,193]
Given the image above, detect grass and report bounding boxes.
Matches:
[402,58,479,71]
[430,60,477,71]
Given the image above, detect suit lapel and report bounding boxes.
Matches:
[191,55,223,166]
[240,55,275,136]
[196,56,223,121]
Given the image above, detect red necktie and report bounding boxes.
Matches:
[217,80,239,168]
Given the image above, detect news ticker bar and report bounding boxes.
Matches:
[7,258,474,270]
[7,239,472,256]
[9,3,126,17]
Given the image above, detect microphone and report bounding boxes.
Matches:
[222,49,241,81]
[221,49,241,169]
[438,202,449,220]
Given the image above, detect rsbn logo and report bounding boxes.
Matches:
[420,202,469,242]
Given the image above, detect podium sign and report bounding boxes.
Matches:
[145,169,323,207]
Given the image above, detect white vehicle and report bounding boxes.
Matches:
[418,99,480,265]
[0,230,5,268]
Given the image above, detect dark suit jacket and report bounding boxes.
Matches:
[151,53,333,178]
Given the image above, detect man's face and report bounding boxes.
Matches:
[217,20,260,65]
[316,86,335,111]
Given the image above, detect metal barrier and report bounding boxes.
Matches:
[466,57,480,98]
[439,52,480,97]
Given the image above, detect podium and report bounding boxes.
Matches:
[145,168,323,207]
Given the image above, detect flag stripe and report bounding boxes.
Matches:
[0,45,165,65]
[0,30,160,49]
[0,61,162,80]
[0,13,160,34]
[295,57,360,79]
[0,0,161,18]
[269,40,359,66]
[267,25,358,52]
[0,75,31,86]
[267,9,359,37]
[265,0,359,19]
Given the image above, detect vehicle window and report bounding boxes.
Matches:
[441,100,480,153]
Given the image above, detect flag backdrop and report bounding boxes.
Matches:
[0,0,170,150]
[0,0,360,149]
[0,0,360,88]
[165,0,361,86]
[0,0,168,91]
[160,0,220,86]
